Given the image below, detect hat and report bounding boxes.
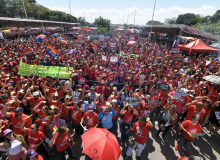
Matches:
[88,106,93,112]
[140,101,145,107]
[15,107,23,112]
[33,92,39,96]
[3,129,12,136]
[111,99,117,103]
[35,118,42,122]
[0,94,9,100]
[73,73,78,76]
[78,85,82,89]
[7,81,14,85]
[90,86,95,90]
[85,85,90,90]
[27,149,38,158]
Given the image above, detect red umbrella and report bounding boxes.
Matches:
[60,40,69,44]
[91,44,97,52]
[78,34,83,38]
[81,128,122,160]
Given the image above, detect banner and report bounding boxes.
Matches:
[110,56,118,62]
[18,62,71,79]
[102,55,107,61]
[89,34,110,39]
[123,97,140,107]
[157,83,170,92]
[22,48,35,60]
[110,42,116,48]
[146,100,161,106]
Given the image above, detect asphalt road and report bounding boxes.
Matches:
[1,121,219,160]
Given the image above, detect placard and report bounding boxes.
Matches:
[72,91,80,103]
[110,56,118,62]
[23,48,35,60]
[146,100,161,106]
[110,42,116,48]
[157,83,170,92]
[79,77,87,84]
[123,97,140,107]
[102,55,107,61]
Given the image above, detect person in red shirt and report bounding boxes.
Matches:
[2,105,32,136]
[186,102,205,125]
[94,94,107,113]
[95,83,106,94]
[20,117,48,158]
[111,99,120,131]
[49,126,76,160]
[124,116,153,160]
[175,115,202,156]
[120,104,138,142]
[0,119,9,142]
[27,149,44,160]
[81,106,99,129]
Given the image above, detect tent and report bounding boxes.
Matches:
[176,39,220,53]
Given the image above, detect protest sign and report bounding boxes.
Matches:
[89,34,110,39]
[102,55,107,61]
[100,35,104,41]
[110,56,118,62]
[110,42,116,48]
[123,97,140,107]
[139,75,146,84]
[79,77,87,84]
[18,62,71,79]
[173,89,188,100]
[72,91,80,103]
[157,83,170,92]
[23,48,35,60]
[146,100,161,106]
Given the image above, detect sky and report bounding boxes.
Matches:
[36,0,220,25]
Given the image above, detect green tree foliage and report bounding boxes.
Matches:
[210,9,220,23]
[164,17,176,24]
[0,0,77,23]
[78,17,89,26]
[94,16,111,31]
[146,20,163,25]
[176,13,200,26]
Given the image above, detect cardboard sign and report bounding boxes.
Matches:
[146,100,161,106]
[23,48,35,60]
[110,56,118,62]
[123,97,140,107]
[110,42,116,48]
[139,74,146,84]
[157,83,170,92]
[79,77,87,84]
[72,91,80,103]
[102,55,107,61]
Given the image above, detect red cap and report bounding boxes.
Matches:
[140,101,145,107]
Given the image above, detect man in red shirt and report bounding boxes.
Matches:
[2,105,32,136]
[186,101,205,124]
[124,116,153,160]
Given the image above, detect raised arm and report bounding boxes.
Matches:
[20,116,30,132]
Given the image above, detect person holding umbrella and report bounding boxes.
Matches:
[124,116,153,160]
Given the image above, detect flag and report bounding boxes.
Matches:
[83,27,89,31]
[45,44,58,58]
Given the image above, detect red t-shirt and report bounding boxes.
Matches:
[54,129,71,152]
[9,113,32,135]
[38,122,47,136]
[123,110,134,124]
[96,101,107,113]
[36,155,44,160]
[30,97,44,110]
[112,106,120,120]
[83,112,99,129]
[186,105,205,120]
[0,121,8,137]
[26,128,45,150]
[95,86,106,94]
[69,107,83,124]
[133,121,152,144]
[181,120,202,140]
[178,158,188,160]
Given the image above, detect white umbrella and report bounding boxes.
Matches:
[203,75,220,84]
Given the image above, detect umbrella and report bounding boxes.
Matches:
[2,30,11,33]
[36,34,46,42]
[78,34,83,38]
[127,41,136,44]
[158,33,164,36]
[203,75,220,84]
[57,37,63,41]
[91,44,97,51]
[60,40,69,44]
[81,128,122,160]
[53,33,59,36]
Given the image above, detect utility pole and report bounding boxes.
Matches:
[127,15,129,25]
[134,10,137,25]
[84,11,85,21]
[151,0,156,32]
[21,0,28,19]
[91,15,92,23]
[68,2,71,15]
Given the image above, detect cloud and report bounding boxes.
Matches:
[46,5,215,25]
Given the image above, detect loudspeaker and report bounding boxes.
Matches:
[0,22,2,28]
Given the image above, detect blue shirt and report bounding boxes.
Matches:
[82,101,96,112]
[97,107,115,129]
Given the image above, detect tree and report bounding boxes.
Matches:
[176,13,200,26]
[146,20,163,25]
[94,16,111,31]
[164,17,176,24]
[210,9,220,23]
[78,17,89,26]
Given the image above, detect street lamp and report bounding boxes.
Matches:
[134,10,137,25]
[68,2,71,15]
[151,0,156,32]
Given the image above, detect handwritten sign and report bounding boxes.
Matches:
[72,91,80,103]
[110,56,118,62]
[123,97,140,107]
[157,83,170,92]
[110,42,116,48]
[146,100,161,106]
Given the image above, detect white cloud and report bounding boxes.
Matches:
[46,5,215,25]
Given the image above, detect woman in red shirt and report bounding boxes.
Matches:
[120,104,138,142]
[111,99,120,131]
[175,115,202,156]
[94,94,107,113]
[49,126,76,160]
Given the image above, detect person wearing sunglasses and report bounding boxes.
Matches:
[20,116,48,158]
[81,96,96,113]
[0,129,28,160]
[2,104,32,137]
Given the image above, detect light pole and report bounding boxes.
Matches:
[68,2,71,15]
[151,0,156,32]
[127,15,129,25]
[21,0,28,19]
[134,10,137,25]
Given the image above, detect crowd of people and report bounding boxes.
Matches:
[0,27,219,160]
